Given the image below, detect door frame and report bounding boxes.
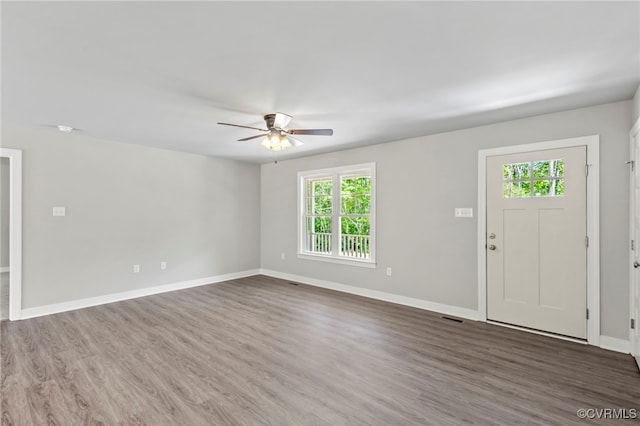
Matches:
[0,148,23,321]
[477,135,600,345]
[629,117,640,358]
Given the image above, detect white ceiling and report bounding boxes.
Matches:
[2,1,639,163]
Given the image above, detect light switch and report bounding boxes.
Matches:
[454,208,473,218]
[53,207,66,217]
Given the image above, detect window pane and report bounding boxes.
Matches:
[306,217,331,253]
[551,159,564,177]
[341,194,371,214]
[503,158,565,198]
[531,159,565,178]
[503,182,511,198]
[307,179,332,197]
[341,217,370,236]
[533,161,550,178]
[341,176,371,195]
[340,217,370,259]
[504,180,531,198]
[310,195,332,214]
[341,175,371,214]
[533,179,564,196]
[309,216,331,233]
[533,179,550,196]
[503,162,530,180]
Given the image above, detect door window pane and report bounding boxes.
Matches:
[504,162,530,180]
[503,159,565,198]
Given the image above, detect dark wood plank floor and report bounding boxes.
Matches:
[1,275,638,425]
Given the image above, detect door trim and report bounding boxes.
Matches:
[0,148,22,321]
[629,117,640,358]
[477,135,600,345]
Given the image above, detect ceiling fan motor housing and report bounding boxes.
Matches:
[264,114,277,129]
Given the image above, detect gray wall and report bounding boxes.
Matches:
[633,85,640,124]
[1,158,8,269]
[261,101,633,340]
[2,123,261,309]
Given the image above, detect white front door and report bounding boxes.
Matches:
[487,146,587,339]
[631,126,640,358]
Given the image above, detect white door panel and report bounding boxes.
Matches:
[631,127,640,358]
[487,147,587,339]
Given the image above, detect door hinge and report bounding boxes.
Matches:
[586,308,590,320]
[585,164,589,176]
[632,318,636,330]
[585,236,589,248]
[632,240,636,251]
[626,160,635,172]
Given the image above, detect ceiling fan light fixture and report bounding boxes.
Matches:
[261,132,291,151]
[57,125,74,133]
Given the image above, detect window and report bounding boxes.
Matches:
[298,163,376,267]
[503,159,564,198]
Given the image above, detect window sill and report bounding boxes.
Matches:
[297,253,377,268]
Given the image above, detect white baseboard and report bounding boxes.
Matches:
[259,269,480,321]
[19,269,260,320]
[0,267,9,273]
[599,335,631,354]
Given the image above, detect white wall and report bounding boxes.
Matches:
[261,101,633,340]
[2,123,261,309]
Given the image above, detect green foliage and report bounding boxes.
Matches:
[503,159,564,198]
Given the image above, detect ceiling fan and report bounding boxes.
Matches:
[217,112,333,151]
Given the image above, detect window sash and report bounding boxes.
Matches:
[299,164,375,265]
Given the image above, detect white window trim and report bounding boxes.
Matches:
[297,162,376,268]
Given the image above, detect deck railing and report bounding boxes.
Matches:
[340,234,370,259]
[307,233,370,259]
[309,233,332,254]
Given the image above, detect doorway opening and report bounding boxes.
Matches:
[0,148,23,321]
[477,135,600,345]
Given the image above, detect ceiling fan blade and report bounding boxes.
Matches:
[288,129,333,136]
[273,112,292,129]
[286,135,305,147]
[237,134,267,142]
[217,122,268,132]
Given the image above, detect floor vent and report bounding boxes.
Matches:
[441,316,464,323]
[288,282,299,286]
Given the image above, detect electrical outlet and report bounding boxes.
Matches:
[160,261,167,270]
[386,267,392,276]
[133,264,140,273]
[281,252,285,261]
[52,207,66,217]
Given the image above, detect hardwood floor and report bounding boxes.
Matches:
[1,275,638,425]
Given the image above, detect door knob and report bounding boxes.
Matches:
[634,261,640,268]
[488,245,497,251]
